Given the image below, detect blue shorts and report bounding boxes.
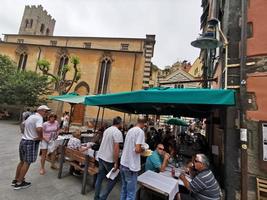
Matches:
[19,139,40,164]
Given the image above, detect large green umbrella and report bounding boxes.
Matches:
[48,92,86,104]
[166,118,189,126]
[84,87,236,117]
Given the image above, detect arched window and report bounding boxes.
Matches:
[46,28,50,35]
[30,19,33,28]
[18,52,28,71]
[40,24,45,34]
[58,55,69,77]
[97,58,111,94]
[25,19,29,28]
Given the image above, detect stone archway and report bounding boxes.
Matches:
[71,81,89,125]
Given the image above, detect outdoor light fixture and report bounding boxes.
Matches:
[191,18,223,49]
[191,18,229,89]
[191,37,223,49]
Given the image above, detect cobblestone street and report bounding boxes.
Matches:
[0,121,120,200]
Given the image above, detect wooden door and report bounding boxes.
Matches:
[71,104,85,125]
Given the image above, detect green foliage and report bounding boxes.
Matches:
[71,56,80,65]
[0,55,52,106]
[62,64,70,73]
[37,59,50,73]
[0,55,17,87]
[37,59,50,67]
[0,54,16,69]
[36,55,82,95]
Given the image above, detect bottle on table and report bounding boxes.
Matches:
[171,167,175,177]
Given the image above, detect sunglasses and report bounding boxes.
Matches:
[158,147,164,150]
[194,159,201,163]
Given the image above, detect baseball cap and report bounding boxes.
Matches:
[37,105,51,111]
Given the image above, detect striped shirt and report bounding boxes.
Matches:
[190,169,221,200]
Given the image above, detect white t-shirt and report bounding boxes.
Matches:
[120,126,145,172]
[98,126,123,163]
[22,113,43,140]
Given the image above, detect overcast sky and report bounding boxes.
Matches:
[0,0,202,69]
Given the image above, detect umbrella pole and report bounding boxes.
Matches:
[94,107,101,133]
[100,108,105,127]
[68,103,74,133]
[123,113,126,129]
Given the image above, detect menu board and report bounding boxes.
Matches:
[262,123,267,161]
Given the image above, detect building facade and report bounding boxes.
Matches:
[197,0,267,199]
[158,61,198,88]
[0,5,155,124]
[188,57,203,79]
[245,0,267,199]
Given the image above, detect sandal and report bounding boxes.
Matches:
[40,169,45,175]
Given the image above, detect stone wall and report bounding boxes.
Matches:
[19,5,55,36]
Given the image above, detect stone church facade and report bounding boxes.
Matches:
[0,5,155,124]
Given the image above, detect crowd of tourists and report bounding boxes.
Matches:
[12,105,222,200]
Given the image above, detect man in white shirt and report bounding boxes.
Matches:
[12,105,50,190]
[94,116,123,200]
[120,118,146,200]
[22,108,31,121]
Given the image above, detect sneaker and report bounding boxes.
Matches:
[11,178,25,186]
[72,171,82,177]
[11,180,17,186]
[14,181,31,190]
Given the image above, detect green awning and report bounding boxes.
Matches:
[84,88,236,117]
[48,92,87,104]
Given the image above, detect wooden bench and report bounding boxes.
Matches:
[58,139,99,194]
[257,177,267,200]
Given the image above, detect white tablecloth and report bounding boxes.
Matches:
[138,170,179,200]
[54,135,98,160]
[55,135,73,146]
[81,133,94,138]
[87,148,99,160]
[160,165,192,185]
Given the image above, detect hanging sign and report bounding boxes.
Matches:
[262,123,267,161]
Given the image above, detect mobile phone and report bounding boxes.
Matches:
[173,175,179,179]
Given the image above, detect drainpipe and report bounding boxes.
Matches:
[35,46,42,71]
[210,0,218,20]
[100,108,105,127]
[240,0,248,199]
[129,54,137,123]
[217,25,229,89]
[224,44,229,89]
[131,54,137,91]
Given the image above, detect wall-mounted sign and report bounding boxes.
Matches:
[212,145,219,155]
[262,123,267,161]
[240,128,247,142]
